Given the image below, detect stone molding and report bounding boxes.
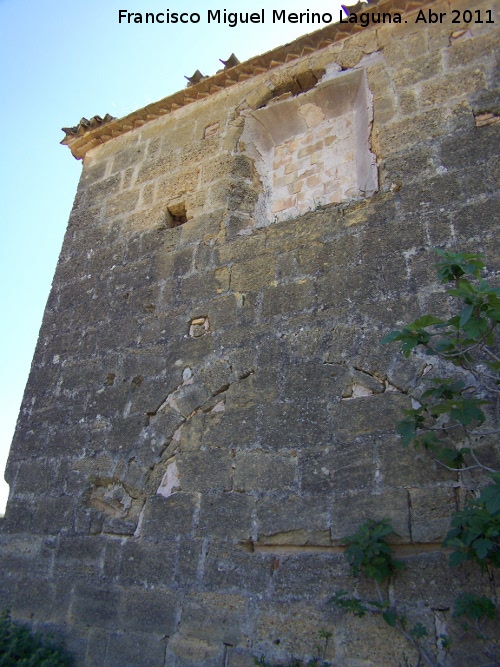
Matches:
[61,0,437,159]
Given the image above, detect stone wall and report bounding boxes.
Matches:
[1,0,499,665]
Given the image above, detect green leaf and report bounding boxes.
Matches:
[382,610,397,627]
[329,591,368,618]
[409,622,429,640]
[448,550,469,567]
[449,400,486,425]
[435,249,485,283]
[481,482,500,515]
[421,379,465,399]
[474,538,494,559]
[433,447,469,469]
[453,593,497,622]
[415,432,440,450]
[380,330,403,345]
[342,520,404,583]
[410,315,444,328]
[396,418,417,448]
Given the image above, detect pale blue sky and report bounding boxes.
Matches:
[0,0,347,512]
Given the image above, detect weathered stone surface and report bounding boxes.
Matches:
[331,488,411,541]
[164,634,225,667]
[252,601,337,665]
[105,631,167,667]
[256,494,330,544]
[409,487,458,543]
[119,540,177,586]
[197,492,254,541]
[203,541,272,592]
[272,552,349,598]
[331,393,410,441]
[176,449,233,492]
[179,591,249,645]
[233,451,297,492]
[119,586,178,634]
[70,584,122,629]
[261,401,331,450]
[301,440,375,495]
[139,493,198,540]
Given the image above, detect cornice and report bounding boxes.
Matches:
[61,0,434,160]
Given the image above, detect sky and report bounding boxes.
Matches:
[0,0,351,512]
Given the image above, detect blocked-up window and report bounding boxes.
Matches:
[242,68,378,223]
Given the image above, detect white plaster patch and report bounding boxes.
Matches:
[157,459,180,498]
[350,383,375,398]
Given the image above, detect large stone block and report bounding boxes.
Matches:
[300,440,375,496]
[179,591,249,645]
[139,493,198,540]
[105,631,167,667]
[203,541,272,593]
[392,52,443,88]
[377,433,457,488]
[201,405,259,449]
[55,536,108,580]
[70,584,122,629]
[165,634,225,667]
[260,401,331,450]
[233,451,297,492]
[330,393,410,441]
[175,537,203,587]
[252,601,337,665]
[119,586,178,634]
[197,492,255,541]
[272,553,349,599]
[256,493,330,545]
[176,449,232,492]
[409,486,457,542]
[261,280,315,319]
[119,540,177,586]
[230,255,275,292]
[330,488,411,541]
[421,69,487,110]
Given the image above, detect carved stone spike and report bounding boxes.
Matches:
[219,53,240,69]
[185,69,208,87]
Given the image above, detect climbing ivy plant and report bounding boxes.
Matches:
[331,250,500,666]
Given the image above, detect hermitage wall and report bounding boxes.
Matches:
[1,0,499,664]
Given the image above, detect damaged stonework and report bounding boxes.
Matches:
[87,478,146,536]
[474,112,500,127]
[189,316,210,337]
[87,359,255,537]
[156,458,180,498]
[341,368,401,399]
[240,67,378,223]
